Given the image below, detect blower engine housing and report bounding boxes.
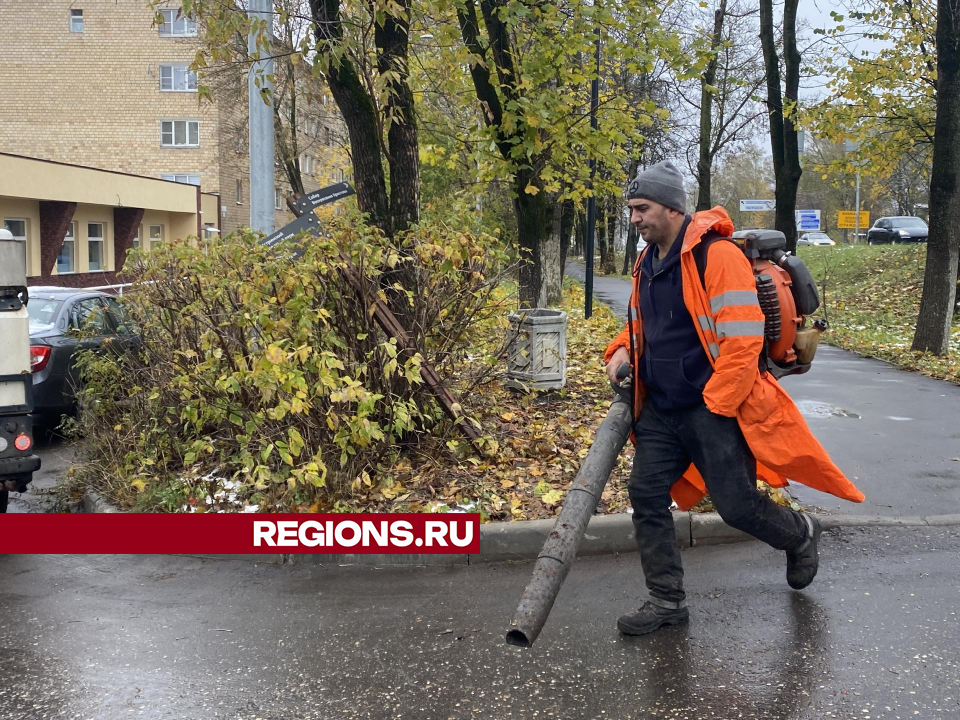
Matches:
[733,230,824,379]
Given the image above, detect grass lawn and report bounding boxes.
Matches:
[798,244,960,384]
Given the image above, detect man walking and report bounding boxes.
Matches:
[605,161,864,636]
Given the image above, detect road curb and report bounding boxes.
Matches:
[81,489,960,566]
[82,490,122,514]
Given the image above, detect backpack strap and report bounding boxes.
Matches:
[692,231,737,291]
[692,232,776,376]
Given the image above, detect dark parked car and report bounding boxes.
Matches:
[866,216,928,245]
[27,288,139,424]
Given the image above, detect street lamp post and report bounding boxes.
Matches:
[845,139,861,244]
[584,28,600,319]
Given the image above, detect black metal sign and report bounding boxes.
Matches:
[293,182,355,215]
[260,210,321,248]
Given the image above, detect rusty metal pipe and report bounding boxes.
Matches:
[505,395,633,647]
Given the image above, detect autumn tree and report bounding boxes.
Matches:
[912,0,960,355]
[674,0,766,210]
[188,0,420,238]
[454,0,687,306]
[807,1,937,177]
[759,0,803,252]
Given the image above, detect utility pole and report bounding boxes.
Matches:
[854,171,861,245]
[846,139,861,244]
[248,0,275,234]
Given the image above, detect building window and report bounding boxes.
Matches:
[4,218,26,239]
[149,225,163,251]
[161,173,201,185]
[275,187,283,210]
[3,219,27,272]
[325,126,332,145]
[70,9,84,33]
[87,223,105,271]
[58,222,76,273]
[160,120,199,147]
[132,225,141,251]
[236,179,243,205]
[159,64,198,92]
[339,168,345,182]
[159,8,197,37]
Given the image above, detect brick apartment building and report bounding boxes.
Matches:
[0,0,348,285]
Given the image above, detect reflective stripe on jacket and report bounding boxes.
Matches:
[604,207,865,510]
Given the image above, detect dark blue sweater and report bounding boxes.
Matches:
[637,218,714,410]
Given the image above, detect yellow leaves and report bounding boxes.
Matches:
[130,479,147,493]
[540,488,564,506]
[500,412,517,422]
[264,344,285,365]
[523,183,540,196]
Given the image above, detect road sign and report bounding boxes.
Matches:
[837,211,869,229]
[740,199,776,212]
[293,182,355,214]
[261,209,321,248]
[795,209,821,232]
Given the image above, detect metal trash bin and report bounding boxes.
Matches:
[506,309,567,391]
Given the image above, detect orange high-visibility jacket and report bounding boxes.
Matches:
[604,207,865,510]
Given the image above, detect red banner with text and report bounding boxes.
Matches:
[1,513,481,554]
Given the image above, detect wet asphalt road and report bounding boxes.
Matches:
[6,431,74,514]
[1,526,958,719]
[565,261,960,518]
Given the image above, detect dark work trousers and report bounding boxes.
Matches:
[628,398,809,606]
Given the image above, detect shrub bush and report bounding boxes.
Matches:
[70,217,510,511]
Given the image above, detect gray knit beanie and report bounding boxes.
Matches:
[627,161,686,214]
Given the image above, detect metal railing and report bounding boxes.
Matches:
[82,282,133,296]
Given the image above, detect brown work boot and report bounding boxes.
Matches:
[617,600,689,636]
[786,514,822,590]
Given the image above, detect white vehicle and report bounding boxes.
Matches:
[0,227,40,512]
[798,232,836,247]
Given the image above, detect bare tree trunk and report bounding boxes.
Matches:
[912,0,960,355]
[543,197,563,306]
[622,224,638,275]
[696,0,727,212]
[574,211,585,257]
[375,0,420,234]
[274,51,305,197]
[457,0,552,306]
[596,202,609,275]
[516,172,549,308]
[312,0,389,232]
[559,198,574,278]
[759,0,802,253]
[603,196,618,275]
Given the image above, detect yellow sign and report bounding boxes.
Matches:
[838,211,870,229]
